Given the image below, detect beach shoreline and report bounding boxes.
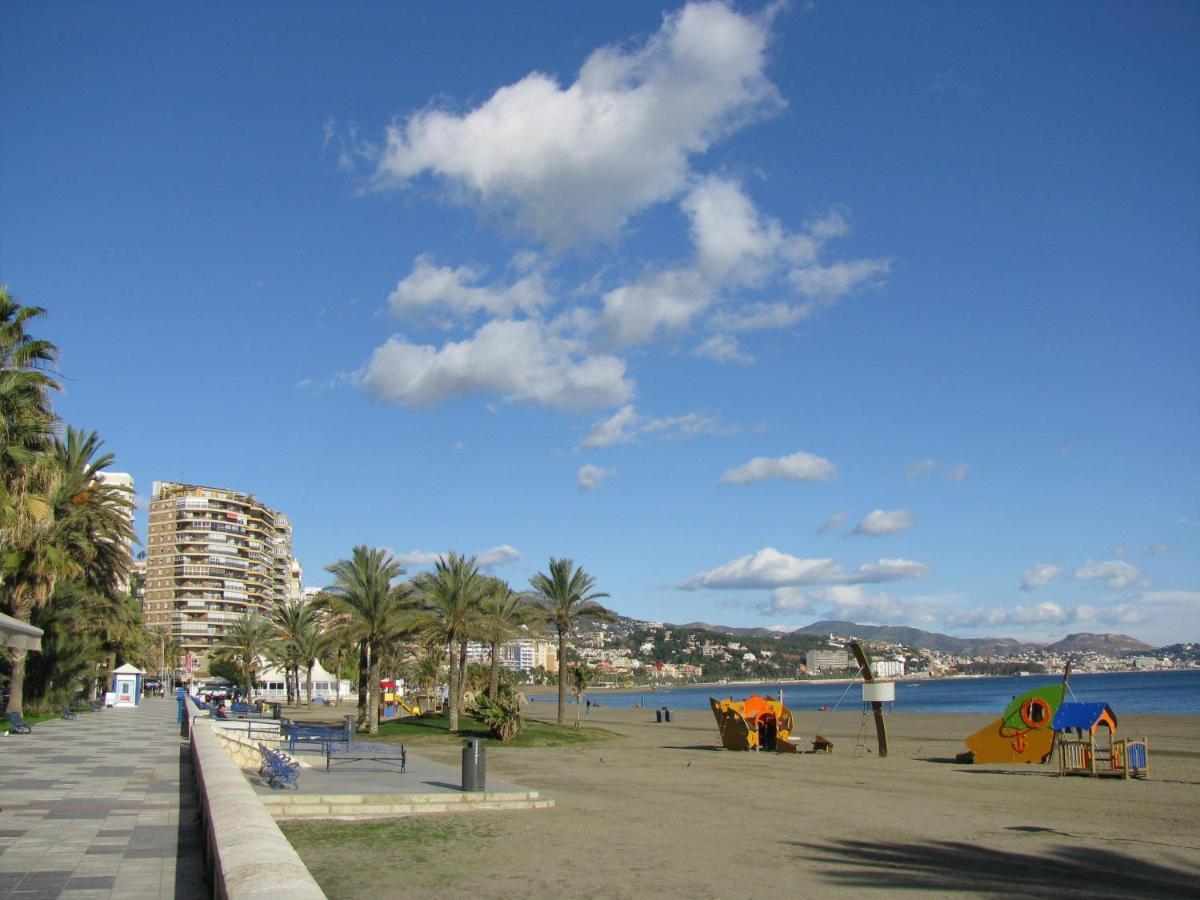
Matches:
[289,703,1200,898]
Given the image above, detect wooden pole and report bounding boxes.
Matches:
[849,642,889,758]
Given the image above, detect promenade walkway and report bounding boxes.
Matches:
[0,697,205,899]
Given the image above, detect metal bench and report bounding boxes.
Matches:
[61,706,77,720]
[257,744,300,790]
[326,741,407,773]
[5,711,32,734]
[282,722,349,755]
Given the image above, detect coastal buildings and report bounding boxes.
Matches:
[806,649,852,672]
[464,639,559,674]
[142,481,299,675]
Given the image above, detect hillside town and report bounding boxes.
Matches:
[556,617,1200,686]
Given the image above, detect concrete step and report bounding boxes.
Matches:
[261,790,553,820]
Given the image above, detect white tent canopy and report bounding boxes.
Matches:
[0,612,43,652]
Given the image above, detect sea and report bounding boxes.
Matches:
[543,669,1200,716]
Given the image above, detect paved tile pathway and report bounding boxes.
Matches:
[0,697,205,899]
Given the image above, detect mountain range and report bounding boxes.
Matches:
[674,619,1155,656]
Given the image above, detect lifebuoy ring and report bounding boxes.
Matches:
[1019,697,1051,729]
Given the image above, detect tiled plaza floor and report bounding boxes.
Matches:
[0,697,205,899]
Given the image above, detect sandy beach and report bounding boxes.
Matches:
[289,705,1200,898]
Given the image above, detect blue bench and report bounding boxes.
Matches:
[61,706,77,720]
[281,722,349,754]
[257,744,300,790]
[230,702,252,715]
[6,711,32,734]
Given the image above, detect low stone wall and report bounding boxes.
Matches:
[186,697,325,899]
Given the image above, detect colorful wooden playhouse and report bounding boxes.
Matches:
[710,695,802,752]
[961,681,1065,764]
[1052,702,1149,779]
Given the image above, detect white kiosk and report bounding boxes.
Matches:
[110,663,145,707]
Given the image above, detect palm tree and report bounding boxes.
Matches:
[3,428,133,714]
[321,547,411,734]
[571,664,594,727]
[529,557,614,726]
[268,599,315,703]
[0,288,59,544]
[477,578,542,698]
[292,618,324,705]
[315,611,355,706]
[413,552,485,732]
[210,613,273,699]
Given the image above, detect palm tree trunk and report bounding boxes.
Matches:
[356,639,369,730]
[4,587,44,715]
[305,662,313,705]
[557,630,568,726]
[488,640,500,698]
[457,636,468,710]
[447,641,460,732]
[334,649,342,706]
[367,649,380,735]
[5,646,29,715]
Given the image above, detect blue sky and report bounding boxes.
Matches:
[2,1,1197,645]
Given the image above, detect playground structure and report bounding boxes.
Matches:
[710,695,804,752]
[959,663,1070,765]
[1053,702,1149,779]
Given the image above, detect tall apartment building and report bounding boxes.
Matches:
[142,481,297,675]
[96,471,135,593]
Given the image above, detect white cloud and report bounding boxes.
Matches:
[762,584,937,625]
[387,254,550,321]
[905,459,937,483]
[788,258,890,301]
[678,547,930,590]
[680,549,842,589]
[852,509,915,536]
[905,459,968,483]
[476,545,522,568]
[581,404,736,449]
[373,2,781,248]
[1137,591,1200,606]
[718,451,836,485]
[944,463,969,482]
[853,558,932,582]
[682,174,794,285]
[394,545,520,570]
[817,511,848,535]
[946,601,1073,628]
[1020,562,1062,592]
[361,319,632,411]
[1074,558,1142,590]
[1147,543,1170,555]
[600,268,712,347]
[577,463,613,491]
[393,549,442,568]
[693,333,753,365]
[1112,544,1127,557]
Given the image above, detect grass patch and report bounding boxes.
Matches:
[368,713,619,748]
[282,816,496,853]
[1,712,62,733]
[283,818,499,896]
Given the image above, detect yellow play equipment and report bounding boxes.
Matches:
[710,695,803,753]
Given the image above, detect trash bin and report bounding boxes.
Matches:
[663,707,672,723]
[270,702,282,721]
[655,709,663,723]
[462,737,486,792]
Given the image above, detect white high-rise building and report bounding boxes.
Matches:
[97,471,135,593]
